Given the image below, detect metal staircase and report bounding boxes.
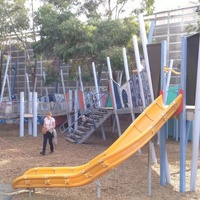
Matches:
[59,107,113,144]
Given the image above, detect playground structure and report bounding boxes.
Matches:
[0,55,19,120]
[12,94,182,191]
[6,10,200,198]
[59,65,113,144]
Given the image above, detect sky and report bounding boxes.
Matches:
[27,0,199,14]
[154,0,199,12]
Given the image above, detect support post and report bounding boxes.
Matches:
[28,92,33,136]
[74,90,78,130]
[95,180,101,199]
[107,57,121,136]
[20,92,24,137]
[33,92,38,137]
[0,55,10,101]
[190,35,200,191]
[180,37,187,192]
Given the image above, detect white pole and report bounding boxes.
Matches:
[190,36,200,191]
[107,57,117,110]
[69,90,73,112]
[74,90,78,130]
[0,55,10,101]
[138,14,154,101]
[33,77,37,93]
[33,92,37,137]
[67,90,72,133]
[60,69,66,94]
[28,92,33,136]
[78,66,86,110]
[92,62,101,107]
[6,74,12,100]
[122,47,135,120]
[107,57,121,136]
[20,91,24,137]
[165,59,174,101]
[132,36,146,108]
[42,71,50,108]
[26,73,30,94]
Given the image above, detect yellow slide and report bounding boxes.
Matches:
[12,94,182,189]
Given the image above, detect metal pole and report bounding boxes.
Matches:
[20,91,24,137]
[33,92,38,137]
[28,92,33,136]
[179,37,187,192]
[132,36,146,108]
[122,47,135,120]
[92,62,101,107]
[107,57,121,136]
[0,55,10,101]
[138,14,154,102]
[190,35,200,191]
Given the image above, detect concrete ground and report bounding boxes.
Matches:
[0,183,16,200]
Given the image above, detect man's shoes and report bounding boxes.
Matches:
[50,151,54,154]
[40,152,45,155]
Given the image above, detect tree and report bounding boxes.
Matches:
[0,0,30,92]
[33,1,155,82]
[41,0,155,20]
[186,1,200,34]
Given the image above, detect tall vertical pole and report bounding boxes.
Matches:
[160,40,171,185]
[74,90,78,130]
[20,92,24,137]
[78,66,86,110]
[107,57,121,136]
[28,92,33,136]
[92,62,101,107]
[138,14,154,102]
[148,21,155,44]
[122,47,135,120]
[33,92,38,137]
[26,73,30,94]
[61,69,66,94]
[180,37,187,192]
[190,35,200,191]
[11,61,17,98]
[132,36,146,108]
[6,74,11,100]
[0,55,10,101]
[92,62,106,140]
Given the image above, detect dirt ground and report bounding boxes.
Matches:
[1,117,200,200]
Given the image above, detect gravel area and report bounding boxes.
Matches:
[0,118,200,200]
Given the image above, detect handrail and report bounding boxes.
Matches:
[164,67,181,75]
[59,92,109,135]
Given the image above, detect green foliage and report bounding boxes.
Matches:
[32,1,154,81]
[0,0,29,48]
[43,60,60,86]
[140,0,155,15]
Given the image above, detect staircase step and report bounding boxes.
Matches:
[78,125,91,131]
[86,122,94,127]
[65,136,76,143]
[74,134,82,139]
[96,108,108,113]
[87,118,99,122]
[91,114,103,118]
[93,110,107,115]
[75,129,86,136]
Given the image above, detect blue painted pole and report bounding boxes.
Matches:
[180,37,187,192]
[11,61,17,98]
[148,21,155,44]
[160,40,167,186]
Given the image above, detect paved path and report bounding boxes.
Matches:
[0,183,15,200]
